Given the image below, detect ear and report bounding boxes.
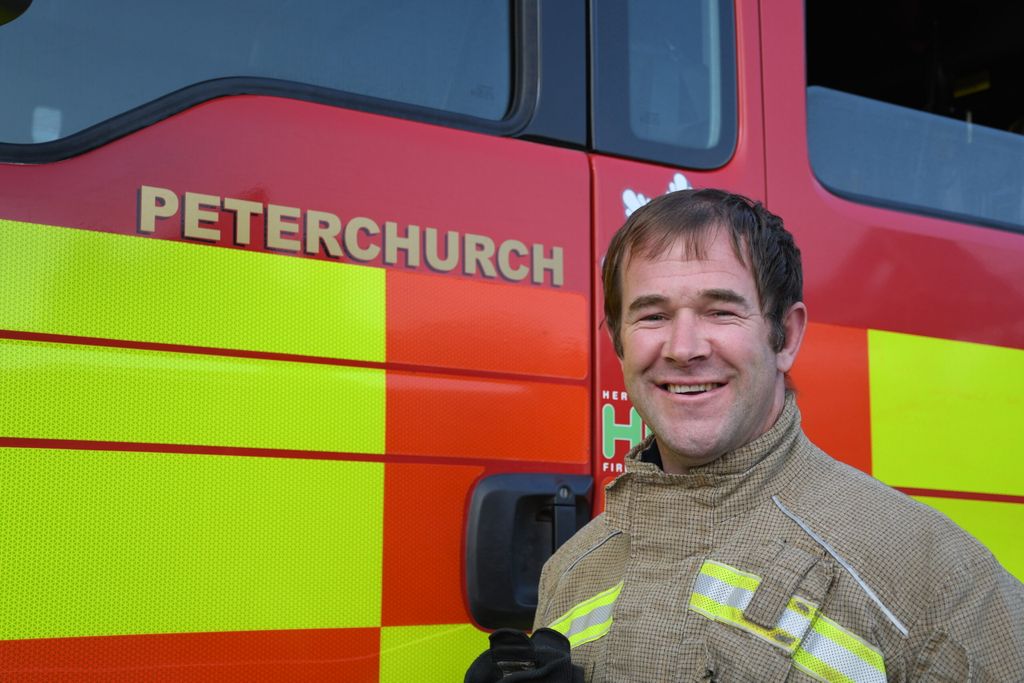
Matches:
[775,302,807,373]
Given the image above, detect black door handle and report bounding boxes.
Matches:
[465,473,593,630]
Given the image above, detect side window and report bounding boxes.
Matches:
[591,0,737,169]
[0,0,512,146]
[807,1,1024,232]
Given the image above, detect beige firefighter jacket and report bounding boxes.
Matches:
[534,394,1024,682]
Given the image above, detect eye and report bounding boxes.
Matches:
[709,309,738,319]
[631,310,668,324]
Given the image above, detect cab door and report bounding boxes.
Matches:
[588,0,767,499]
[0,2,591,680]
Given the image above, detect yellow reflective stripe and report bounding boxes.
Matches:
[1,338,385,453]
[688,577,815,654]
[699,558,760,592]
[548,581,623,649]
[689,591,749,625]
[0,220,385,361]
[807,614,886,675]
[565,616,614,649]
[793,648,857,683]
[794,615,886,683]
[549,581,622,631]
[690,560,886,682]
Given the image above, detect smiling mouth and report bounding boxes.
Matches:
[663,383,724,395]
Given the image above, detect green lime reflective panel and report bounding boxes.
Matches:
[379,624,490,683]
[1,448,383,640]
[869,330,1024,496]
[914,496,1024,582]
[1,339,385,453]
[0,221,385,362]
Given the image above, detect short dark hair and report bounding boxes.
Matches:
[602,188,803,356]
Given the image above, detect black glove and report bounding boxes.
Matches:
[464,628,584,682]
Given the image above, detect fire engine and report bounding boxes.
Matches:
[1,1,1020,679]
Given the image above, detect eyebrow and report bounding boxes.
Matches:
[626,294,670,314]
[697,288,751,307]
[627,289,751,314]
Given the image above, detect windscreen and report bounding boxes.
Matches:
[0,0,512,144]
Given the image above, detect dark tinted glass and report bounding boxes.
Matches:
[592,0,737,169]
[0,0,512,144]
[808,87,1024,232]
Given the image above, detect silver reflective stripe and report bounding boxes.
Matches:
[689,561,817,653]
[775,603,814,640]
[692,571,753,610]
[561,530,623,579]
[548,581,623,649]
[561,602,614,642]
[772,495,909,637]
[691,558,887,681]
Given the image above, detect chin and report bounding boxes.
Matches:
[660,437,726,465]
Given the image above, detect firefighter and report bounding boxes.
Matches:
[526,189,1023,681]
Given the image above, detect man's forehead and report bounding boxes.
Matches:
[622,226,751,275]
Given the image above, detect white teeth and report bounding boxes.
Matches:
[666,383,720,394]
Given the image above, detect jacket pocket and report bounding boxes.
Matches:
[913,631,970,682]
[671,640,715,682]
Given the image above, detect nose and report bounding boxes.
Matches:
[664,311,711,364]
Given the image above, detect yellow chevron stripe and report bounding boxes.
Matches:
[0,220,385,361]
[1,338,385,453]
[869,329,1023,496]
[1,448,384,639]
[379,624,490,683]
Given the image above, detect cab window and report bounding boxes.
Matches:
[807,0,1024,232]
[591,0,738,169]
[0,0,512,145]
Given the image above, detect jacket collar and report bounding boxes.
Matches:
[605,392,808,527]
[625,390,802,478]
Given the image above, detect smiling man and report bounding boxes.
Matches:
[533,189,1023,682]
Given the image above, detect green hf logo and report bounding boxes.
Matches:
[601,403,647,460]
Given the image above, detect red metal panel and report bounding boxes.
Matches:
[0,629,380,682]
[381,463,484,626]
[789,322,871,474]
[387,270,588,379]
[386,371,588,464]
